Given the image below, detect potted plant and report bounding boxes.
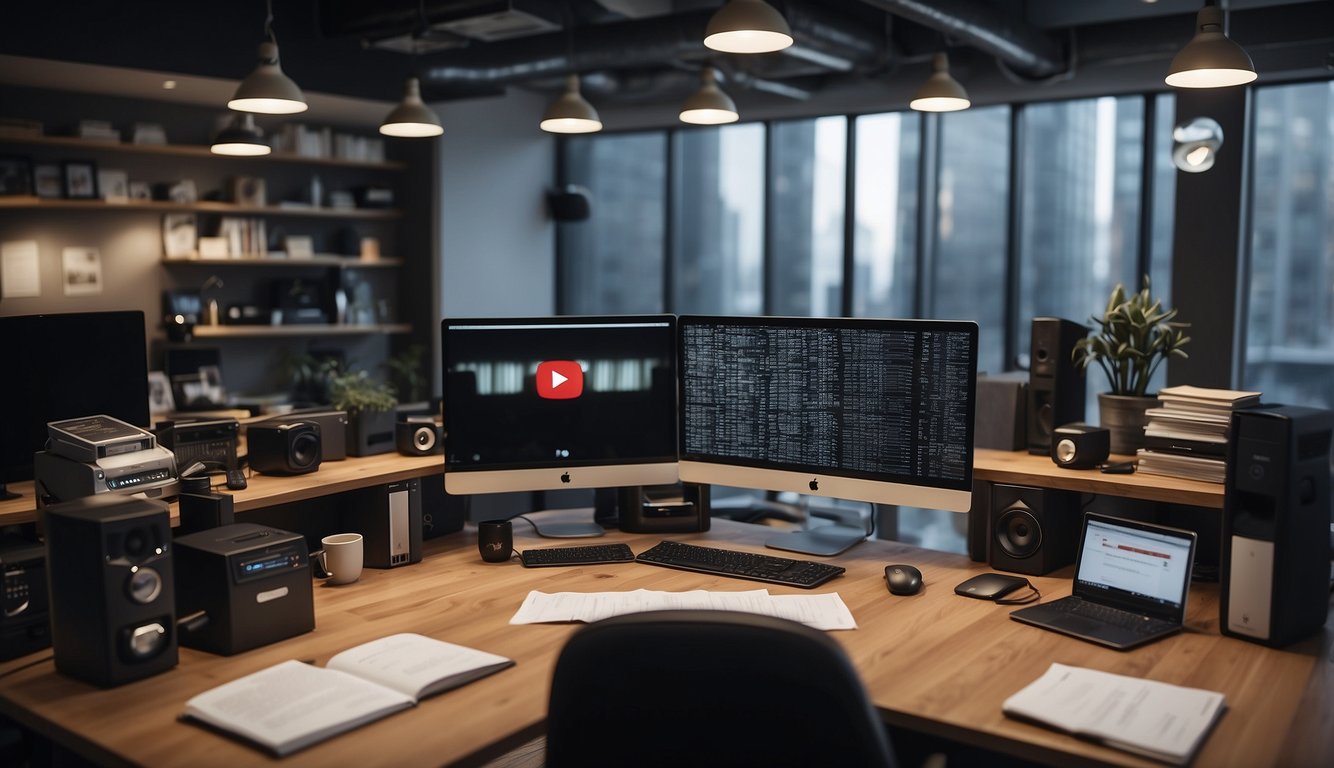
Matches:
[384,344,429,409]
[1072,278,1190,455]
[328,369,398,456]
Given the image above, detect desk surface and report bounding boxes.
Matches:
[1,519,1328,768]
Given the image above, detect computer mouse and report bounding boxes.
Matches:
[884,564,923,596]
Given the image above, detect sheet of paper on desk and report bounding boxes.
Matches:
[509,589,857,630]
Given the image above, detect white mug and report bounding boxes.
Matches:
[315,533,363,585]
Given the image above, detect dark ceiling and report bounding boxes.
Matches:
[3,1,1331,111]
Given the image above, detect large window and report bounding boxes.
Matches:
[770,116,847,316]
[853,112,920,318]
[671,124,765,314]
[1244,81,1334,408]
[559,133,667,314]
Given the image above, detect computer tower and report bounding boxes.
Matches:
[341,478,423,567]
[1221,405,1332,647]
[1027,318,1088,455]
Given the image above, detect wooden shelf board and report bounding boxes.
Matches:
[163,255,403,268]
[0,197,400,219]
[191,323,412,338]
[0,134,405,170]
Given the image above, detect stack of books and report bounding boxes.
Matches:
[1136,385,1261,483]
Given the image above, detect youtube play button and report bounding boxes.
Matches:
[537,360,584,399]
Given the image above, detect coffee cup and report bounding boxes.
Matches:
[478,519,514,563]
[313,532,364,585]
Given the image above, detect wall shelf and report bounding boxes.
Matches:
[163,255,403,269]
[191,324,412,338]
[0,196,401,219]
[0,134,405,170]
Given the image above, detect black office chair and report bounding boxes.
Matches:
[545,610,897,768]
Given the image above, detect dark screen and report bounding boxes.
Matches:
[0,311,150,485]
[442,316,677,472]
[678,316,978,491]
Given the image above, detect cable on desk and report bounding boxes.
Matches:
[995,579,1041,605]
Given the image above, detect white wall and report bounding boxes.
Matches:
[436,90,556,319]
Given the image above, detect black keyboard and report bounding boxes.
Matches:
[636,540,845,589]
[1057,598,1176,635]
[520,543,635,568]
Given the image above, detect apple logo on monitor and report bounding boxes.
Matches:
[809,478,819,491]
[561,472,571,484]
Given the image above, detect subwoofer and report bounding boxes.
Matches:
[1027,318,1088,455]
[247,421,322,476]
[44,495,177,687]
[988,484,1079,576]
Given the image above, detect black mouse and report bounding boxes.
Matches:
[884,564,923,596]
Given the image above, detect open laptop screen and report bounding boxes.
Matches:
[1073,514,1196,618]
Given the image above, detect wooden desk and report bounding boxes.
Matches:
[1,520,1328,767]
[974,448,1226,509]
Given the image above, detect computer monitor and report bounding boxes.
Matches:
[0,311,151,499]
[678,315,978,555]
[441,315,679,537]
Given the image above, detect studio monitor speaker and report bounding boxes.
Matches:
[1027,317,1088,455]
[248,421,322,475]
[987,483,1079,576]
[44,495,177,687]
[1221,405,1332,647]
[975,372,1028,451]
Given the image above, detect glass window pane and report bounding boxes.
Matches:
[1244,82,1334,409]
[1149,93,1176,305]
[934,106,1010,375]
[559,133,667,313]
[853,112,920,318]
[671,124,765,314]
[770,116,846,316]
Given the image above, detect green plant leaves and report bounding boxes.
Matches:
[1071,276,1189,397]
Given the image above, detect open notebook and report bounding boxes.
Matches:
[1009,513,1197,650]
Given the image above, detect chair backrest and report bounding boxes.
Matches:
[546,609,896,768]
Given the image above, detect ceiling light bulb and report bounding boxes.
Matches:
[540,75,603,134]
[1165,5,1257,88]
[211,113,271,156]
[381,77,444,137]
[229,41,308,114]
[909,53,971,113]
[1172,116,1223,173]
[1185,146,1210,166]
[680,66,739,125]
[704,0,793,54]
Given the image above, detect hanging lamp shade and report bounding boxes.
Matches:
[909,53,971,113]
[228,41,308,114]
[1165,5,1256,88]
[680,66,739,125]
[540,75,603,134]
[380,78,443,137]
[210,113,271,156]
[704,0,793,54]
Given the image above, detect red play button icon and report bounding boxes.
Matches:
[537,360,583,399]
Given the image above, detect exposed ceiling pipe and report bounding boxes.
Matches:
[854,0,1067,79]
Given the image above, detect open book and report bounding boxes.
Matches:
[1003,663,1226,765]
[182,633,514,756]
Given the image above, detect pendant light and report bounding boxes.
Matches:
[210,113,271,156]
[1165,4,1256,88]
[909,53,970,113]
[380,78,443,137]
[1171,117,1224,172]
[704,0,793,54]
[228,0,308,114]
[680,66,738,125]
[540,75,603,134]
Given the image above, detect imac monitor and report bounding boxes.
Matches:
[678,316,978,555]
[0,311,151,499]
[441,315,678,536]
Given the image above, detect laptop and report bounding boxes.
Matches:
[1009,513,1197,650]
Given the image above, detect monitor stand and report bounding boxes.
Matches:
[765,525,867,557]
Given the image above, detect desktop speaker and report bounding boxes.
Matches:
[987,484,1079,576]
[340,478,423,568]
[1221,405,1332,647]
[1050,423,1110,469]
[259,410,348,462]
[248,421,322,476]
[975,373,1028,451]
[396,417,442,456]
[1027,318,1088,455]
[43,495,177,687]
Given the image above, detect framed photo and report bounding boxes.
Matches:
[163,213,198,259]
[62,161,98,199]
[147,371,175,416]
[0,155,33,196]
[232,176,266,207]
[34,164,62,198]
[99,169,129,203]
[62,246,103,296]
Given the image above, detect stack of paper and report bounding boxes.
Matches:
[1136,385,1261,483]
[509,589,857,631]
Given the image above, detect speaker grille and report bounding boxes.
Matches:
[996,506,1043,559]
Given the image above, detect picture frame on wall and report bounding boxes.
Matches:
[99,169,129,203]
[34,164,62,198]
[62,160,98,199]
[0,155,33,196]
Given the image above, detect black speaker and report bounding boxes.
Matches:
[43,495,177,687]
[178,492,236,535]
[259,410,347,461]
[1221,405,1332,647]
[248,421,322,475]
[1050,423,1110,469]
[975,373,1028,451]
[987,484,1079,576]
[547,185,591,221]
[967,480,990,562]
[1027,317,1088,454]
[396,417,442,456]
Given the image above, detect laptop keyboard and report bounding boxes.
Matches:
[1057,598,1176,635]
